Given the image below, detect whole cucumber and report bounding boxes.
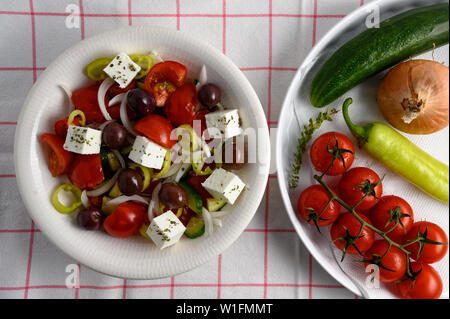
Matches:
[310,3,449,108]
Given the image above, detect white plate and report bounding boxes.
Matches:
[277,0,449,298]
[14,26,270,279]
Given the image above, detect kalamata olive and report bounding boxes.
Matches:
[102,122,127,149]
[159,182,187,209]
[222,140,246,170]
[77,207,102,230]
[127,88,156,116]
[118,169,143,195]
[198,83,221,108]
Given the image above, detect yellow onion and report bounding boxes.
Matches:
[377,59,449,134]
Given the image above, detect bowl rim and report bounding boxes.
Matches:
[14,25,270,279]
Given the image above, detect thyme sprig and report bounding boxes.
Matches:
[289,108,338,188]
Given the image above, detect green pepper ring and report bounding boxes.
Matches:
[51,184,83,214]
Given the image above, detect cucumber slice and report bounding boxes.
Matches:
[184,217,205,239]
[206,198,227,212]
[178,181,202,214]
[108,182,122,198]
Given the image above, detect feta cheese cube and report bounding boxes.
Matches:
[103,53,141,88]
[205,109,242,139]
[147,211,186,249]
[63,125,102,154]
[201,168,245,205]
[129,136,167,169]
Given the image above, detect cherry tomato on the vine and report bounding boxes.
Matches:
[369,195,414,242]
[363,240,407,283]
[396,262,443,299]
[310,132,355,176]
[330,212,375,255]
[338,167,383,212]
[404,221,448,264]
[297,185,341,228]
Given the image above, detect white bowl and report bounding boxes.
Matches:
[277,0,449,298]
[14,26,270,279]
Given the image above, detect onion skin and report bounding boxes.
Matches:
[377,60,449,135]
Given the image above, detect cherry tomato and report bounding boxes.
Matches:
[363,240,407,283]
[310,132,355,176]
[404,221,448,264]
[71,85,109,124]
[166,82,198,126]
[369,195,414,242]
[54,116,82,139]
[134,114,177,149]
[144,61,187,107]
[68,154,104,190]
[107,80,136,98]
[297,185,341,228]
[330,212,375,255]
[40,133,74,177]
[103,202,146,238]
[193,109,210,141]
[338,167,383,211]
[107,104,138,121]
[396,263,443,299]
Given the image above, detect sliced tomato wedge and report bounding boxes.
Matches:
[165,82,198,127]
[68,154,104,190]
[144,61,187,107]
[192,109,210,141]
[103,202,146,238]
[41,133,74,177]
[186,171,212,206]
[134,114,177,149]
[71,85,109,124]
[107,80,136,98]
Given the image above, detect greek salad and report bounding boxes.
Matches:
[41,52,247,249]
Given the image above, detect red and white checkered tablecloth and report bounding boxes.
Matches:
[0,0,372,299]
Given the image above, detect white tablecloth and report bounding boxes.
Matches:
[0,0,373,299]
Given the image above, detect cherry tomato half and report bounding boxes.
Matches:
[134,114,177,149]
[68,154,104,190]
[71,85,109,124]
[166,82,198,127]
[369,195,414,242]
[144,61,187,107]
[330,212,375,255]
[338,167,383,212]
[297,185,341,228]
[54,116,82,139]
[396,263,443,299]
[310,132,355,176]
[186,171,212,206]
[41,133,74,177]
[103,202,146,238]
[363,240,407,283]
[404,221,448,264]
[107,80,136,98]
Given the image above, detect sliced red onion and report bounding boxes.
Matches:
[216,102,225,111]
[59,84,75,114]
[147,181,162,222]
[86,169,122,197]
[196,64,207,89]
[111,149,126,168]
[108,92,126,107]
[210,210,229,218]
[80,190,90,208]
[120,92,137,136]
[202,207,214,237]
[98,78,114,121]
[149,51,164,64]
[162,162,183,178]
[106,194,150,207]
[212,218,222,228]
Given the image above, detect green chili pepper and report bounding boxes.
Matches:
[342,98,449,204]
[51,184,83,214]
